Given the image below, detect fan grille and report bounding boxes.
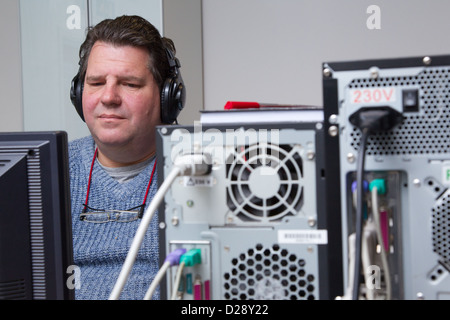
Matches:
[226,143,303,222]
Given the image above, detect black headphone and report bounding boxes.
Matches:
[70,47,185,124]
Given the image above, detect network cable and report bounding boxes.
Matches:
[109,153,212,300]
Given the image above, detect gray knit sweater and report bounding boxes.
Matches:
[69,136,160,300]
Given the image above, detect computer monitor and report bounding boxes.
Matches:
[0,131,74,300]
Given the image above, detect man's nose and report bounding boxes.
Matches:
[101,83,121,106]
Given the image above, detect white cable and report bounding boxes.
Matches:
[371,187,392,300]
[362,221,377,300]
[171,262,185,300]
[109,153,212,300]
[143,261,171,300]
[109,166,182,300]
[337,233,355,300]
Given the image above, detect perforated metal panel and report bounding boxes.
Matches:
[348,66,450,156]
[223,243,316,300]
[432,189,450,265]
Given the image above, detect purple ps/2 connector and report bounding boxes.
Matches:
[165,248,187,266]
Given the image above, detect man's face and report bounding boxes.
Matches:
[82,41,161,152]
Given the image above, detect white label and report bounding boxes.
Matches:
[278,229,328,244]
[183,176,214,187]
[443,166,450,185]
[349,87,396,104]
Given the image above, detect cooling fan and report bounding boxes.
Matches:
[225,142,304,223]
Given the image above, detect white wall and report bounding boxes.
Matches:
[202,0,450,110]
[0,0,22,131]
[4,0,450,129]
[163,0,204,125]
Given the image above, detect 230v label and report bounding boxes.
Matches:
[350,87,396,104]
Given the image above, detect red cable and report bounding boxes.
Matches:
[83,148,156,213]
[83,147,98,212]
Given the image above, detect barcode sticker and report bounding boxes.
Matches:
[278,229,328,244]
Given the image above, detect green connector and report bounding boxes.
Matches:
[180,248,202,267]
[369,179,386,195]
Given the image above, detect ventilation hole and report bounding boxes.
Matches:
[432,190,450,264]
[223,244,317,300]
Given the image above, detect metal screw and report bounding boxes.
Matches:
[307,150,315,160]
[413,178,421,187]
[315,122,323,130]
[369,67,379,79]
[323,68,332,77]
[423,56,432,66]
[171,216,179,226]
[328,125,338,137]
[329,114,338,124]
[308,217,316,227]
[347,153,355,163]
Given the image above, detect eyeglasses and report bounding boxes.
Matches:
[80,204,145,223]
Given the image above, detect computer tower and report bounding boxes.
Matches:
[323,55,450,300]
[156,121,342,300]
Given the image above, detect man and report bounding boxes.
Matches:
[68,15,184,299]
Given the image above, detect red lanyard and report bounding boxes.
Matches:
[82,147,157,213]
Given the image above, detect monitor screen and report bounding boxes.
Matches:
[0,131,74,300]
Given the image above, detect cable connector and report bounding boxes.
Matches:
[349,106,403,133]
[165,248,187,266]
[180,248,202,267]
[352,180,369,193]
[174,153,212,176]
[369,179,386,195]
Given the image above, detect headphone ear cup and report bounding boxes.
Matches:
[70,72,85,122]
[160,48,186,124]
[160,73,185,124]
